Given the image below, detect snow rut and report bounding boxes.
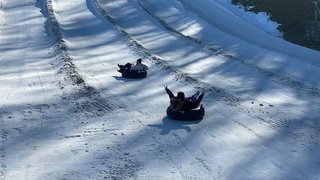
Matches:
[93,0,239,102]
[44,0,116,115]
[93,0,286,126]
[93,0,320,133]
[138,0,320,98]
[45,0,87,87]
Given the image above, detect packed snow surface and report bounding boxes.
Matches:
[0,0,319,179]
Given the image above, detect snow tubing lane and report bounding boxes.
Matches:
[166,105,205,121]
[121,70,147,79]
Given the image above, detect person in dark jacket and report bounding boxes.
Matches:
[165,86,204,111]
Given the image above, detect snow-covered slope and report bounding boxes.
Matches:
[1,0,319,179]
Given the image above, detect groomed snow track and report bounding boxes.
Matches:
[0,0,319,179]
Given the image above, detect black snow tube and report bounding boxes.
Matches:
[121,70,147,78]
[166,105,205,121]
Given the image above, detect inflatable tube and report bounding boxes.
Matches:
[121,70,147,78]
[166,105,205,121]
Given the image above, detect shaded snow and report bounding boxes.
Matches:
[0,0,319,179]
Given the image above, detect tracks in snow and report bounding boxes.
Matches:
[138,0,320,98]
[1,0,317,178]
[93,0,320,131]
[44,0,117,116]
[0,115,7,180]
[40,0,320,141]
[93,0,237,101]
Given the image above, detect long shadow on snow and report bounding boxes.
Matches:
[137,0,320,97]
[92,0,320,121]
[134,0,320,133]
[93,0,318,177]
[3,0,314,179]
[148,117,200,135]
[225,120,320,179]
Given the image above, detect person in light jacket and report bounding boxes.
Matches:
[118,59,148,73]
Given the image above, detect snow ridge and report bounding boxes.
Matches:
[138,0,320,98]
[93,1,266,127]
[45,0,86,87]
[44,0,116,116]
[93,0,317,131]
[94,0,239,102]
[93,0,282,125]
[1,0,319,179]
